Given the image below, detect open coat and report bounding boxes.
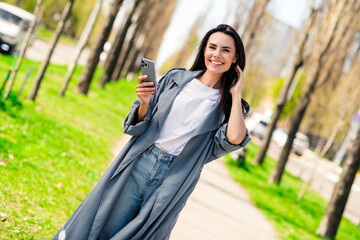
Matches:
[53,69,251,240]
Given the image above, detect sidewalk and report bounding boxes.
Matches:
[112,135,279,240]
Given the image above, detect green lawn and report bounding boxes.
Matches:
[0,54,137,239]
[36,25,78,45]
[225,142,360,240]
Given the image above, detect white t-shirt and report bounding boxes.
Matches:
[154,78,221,155]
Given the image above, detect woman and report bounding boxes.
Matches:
[53,24,251,240]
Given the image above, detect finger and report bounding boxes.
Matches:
[138,75,148,83]
[136,87,156,93]
[138,91,155,96]
[136,82,155,88]
[236,65,243,75]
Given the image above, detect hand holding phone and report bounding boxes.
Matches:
[141,58,157,95]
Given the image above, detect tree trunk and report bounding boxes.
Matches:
[125,48,142,78]
[99,0,141,87]
[253,0,319,165]
[60,0,103,96]
[28,0,74,101]
[4,0,41,100]
[297,119,343,200]
[242,0,271,52]
[76,0,124,95]
[316,118,360,238]
[15,0,22,7]
[269,0,349,184]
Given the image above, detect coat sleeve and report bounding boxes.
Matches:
[123,69,180,136]
[123,98,153,136]
[207,123,251,162]
[207,99,251,163]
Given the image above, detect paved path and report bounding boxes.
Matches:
[112,134,280,240]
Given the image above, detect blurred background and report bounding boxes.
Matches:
[0,0,359,239]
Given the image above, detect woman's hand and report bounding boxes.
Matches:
[136,75,156,105]
[229,65,244,99]
[135,75,156,123]
[226,65,246,145]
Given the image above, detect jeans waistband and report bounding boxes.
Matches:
[146,144,177,162]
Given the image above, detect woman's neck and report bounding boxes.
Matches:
[197,70,222,89]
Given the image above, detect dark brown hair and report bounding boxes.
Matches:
[190,24,246,123]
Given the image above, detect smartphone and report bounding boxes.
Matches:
[141,58,157,95]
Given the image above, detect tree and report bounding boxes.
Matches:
[4,0,41,99]
[242,0,271,52]
[253,0,320,165]
[269,0,358,184]
[316,109,360,238]
[76,0,124,95]
[111,0,155,81]
[99,0,141,87]
[28,0,75,101]
[123,0,178,77]
[60,0,103,96]
[160,13,206,72]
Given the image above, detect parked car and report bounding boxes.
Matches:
[0,2,36,54]
[246,112,271,139]
[272,127,288,147]
[272,128,310,156]
[293,132,310,156]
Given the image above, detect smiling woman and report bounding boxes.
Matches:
[53,24,251,240]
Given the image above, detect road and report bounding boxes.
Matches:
[251,135,360,226]
[25,38,90,65]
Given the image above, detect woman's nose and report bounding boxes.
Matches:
[213,49,221,58]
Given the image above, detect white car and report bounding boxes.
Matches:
[0,2,36,54]
[272,128,310,156]
[293,132,310,156]
[272,127,288,147]
[246,112,271,139]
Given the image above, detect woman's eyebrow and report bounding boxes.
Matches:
[208,43,232,49]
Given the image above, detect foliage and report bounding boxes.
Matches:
[225,142,360,240]
[0,54,138,239]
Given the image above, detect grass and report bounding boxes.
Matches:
[225,141,360,240]
[36,25,78,45]
[0,53,138,239]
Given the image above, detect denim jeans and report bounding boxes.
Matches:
[99,145,177,239]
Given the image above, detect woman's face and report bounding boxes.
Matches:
[204,32,237,75]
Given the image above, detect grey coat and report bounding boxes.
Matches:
[53,69,251,240]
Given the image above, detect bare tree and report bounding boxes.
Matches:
[126,0,178,76]
[253,0,320,165]
[111,0,155,81]
[269,0,357,184]
[160,13,206,72]
[4,0,41,100]
[99,0,141,87]
[140,0,178,61]
[316,107,360,238]
[28,0,75,101]
[60,0,103,96]
[242,0,271,52]
[76,0,124,95]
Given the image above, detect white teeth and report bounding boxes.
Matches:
[211,60,223,65]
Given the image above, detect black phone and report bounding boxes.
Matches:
[141,58,157,95]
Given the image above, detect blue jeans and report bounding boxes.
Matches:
[99,145,177,239]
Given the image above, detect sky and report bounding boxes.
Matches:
[157,0,311,67]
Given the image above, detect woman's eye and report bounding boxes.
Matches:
[209,46,216,49]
